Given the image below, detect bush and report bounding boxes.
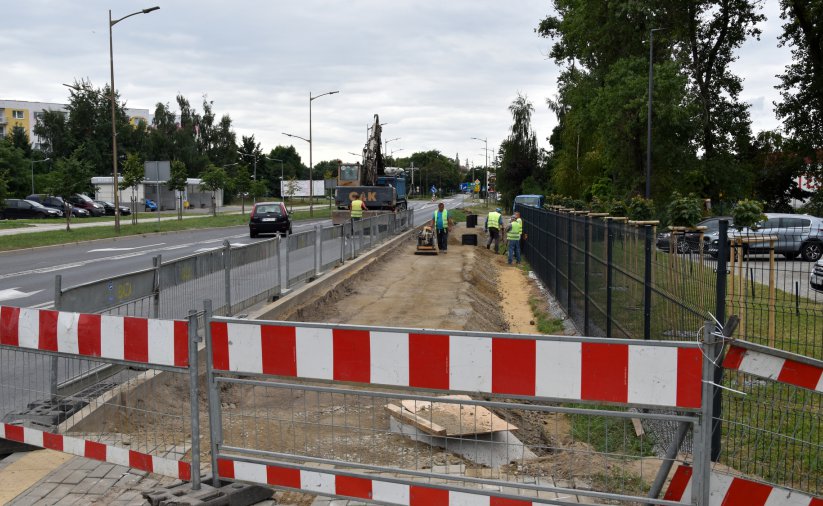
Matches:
[627,196,655,221]
[732,199,766,230]
[666,192,702,227]
[609,200,628,217]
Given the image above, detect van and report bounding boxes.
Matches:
[513,194,544,212]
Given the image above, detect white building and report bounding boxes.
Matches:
[92,177,223,211]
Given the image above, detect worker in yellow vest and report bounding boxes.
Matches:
[429,202,454,253]
[506,212,523,265]
[485,208,503,253]
[350,193,367,219]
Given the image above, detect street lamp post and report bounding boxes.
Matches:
[646,27,665,200]
[309,90,339,216]
[384,137,400,157]
[31,158,50,195]
[270,158,284,198]
[109,6,159,233]
[471,137,488,203]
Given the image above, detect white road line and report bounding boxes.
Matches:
[0,288,44,302]
[87,243,165,253]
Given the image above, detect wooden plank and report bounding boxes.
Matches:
[398,395,517,436]
[385,403,448,436]
[632,418,645,437]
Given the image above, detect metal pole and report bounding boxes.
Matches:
[712,220,730,461]
[567,213,572,312]
[584,216,590,335]
[223,240,231,315]
[646,28,664,199]
[187,309,201,490]
[152,254,161,318]
[203,300,222,488]
[645,421,690,504]
[644,225,653,340]
[51,275,62,399]
[606,220,614,337]
[109,9,120,233]
[309,92,313,217]
[694,320,716,505]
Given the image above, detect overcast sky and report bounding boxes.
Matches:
[2,1,790,167]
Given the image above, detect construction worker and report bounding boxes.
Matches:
[506,212,522,265]
[429,202,453,253]
[485,207,503,253]
[349,192,367,236]
[349,193,367,220]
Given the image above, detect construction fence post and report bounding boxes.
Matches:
[187,309,201,490]
[203,299,223,488]
[223,240,232,315]
[314,224,321,278]
[712,220,730,461]
[153,254,162,319]
[567,213,572,312]
[693,320,718,505]
[51,275,62,399]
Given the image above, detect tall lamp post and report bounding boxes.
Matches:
[31,158,50,195]
[471,137,488,202]
[646,27,665,200]
[308,91,339,216]
[109,6,160,233]
[384,137,400,157]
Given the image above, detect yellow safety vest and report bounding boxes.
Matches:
[351,199,364,218]
[433,209,448,229]
[487,211,501,229]
[507,220,522,240]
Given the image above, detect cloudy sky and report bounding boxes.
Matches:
[3,1,790,167]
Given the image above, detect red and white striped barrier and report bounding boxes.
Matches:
[0,423,191,481]
[723,344,823,393]
[210,322,703,409]
[0,306,189,368]
[218,458,551,505]
[663,464,822,505]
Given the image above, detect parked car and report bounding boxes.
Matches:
[249,202,291,238]
[709,213,823,261]
[67,194,105,217]
[95,200,132,216]
[1,199,63,219]
[811,259,823,293]
[657,217,733,254]
[26,194,89,218]
[144,199,158,212]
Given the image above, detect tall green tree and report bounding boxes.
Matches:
[7,126,32,158]
[0,138,30,197]
[775,0,823,149]
[498,94,539,209]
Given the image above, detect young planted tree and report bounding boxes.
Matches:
[120,153,145,224]
[167,160,188,220]
[200,164,228,216]
[232,165,252,215]
[42,155,93,231]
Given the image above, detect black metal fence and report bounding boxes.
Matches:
[519,206,822,495]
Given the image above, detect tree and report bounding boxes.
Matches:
[200,164,228,216]
[498,94,539,209]
[775,0,823,149]
[42,154,93,231]
[167,160,188,220]
[232,165,252,215]
[7,126,32,158]
[0,138,30,197]
[31,109,69,158]
[120,153,145,222]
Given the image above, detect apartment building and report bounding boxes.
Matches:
[0,99,151,150]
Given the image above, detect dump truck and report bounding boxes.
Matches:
[331,114,409,225]
[331,163,408,225]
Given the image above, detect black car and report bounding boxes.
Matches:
[26,194,90,218]
[1,199,63,219]
[249,202,291,238]
[657,217,733,254]
[95,200,132,216]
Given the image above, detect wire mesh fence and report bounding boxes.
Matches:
[519,206,823,496]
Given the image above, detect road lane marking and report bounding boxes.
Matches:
[87,243,165,252]
[0,288,44,302]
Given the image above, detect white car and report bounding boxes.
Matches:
[811,258,823,293]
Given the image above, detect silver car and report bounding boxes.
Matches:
[726,213,823,261]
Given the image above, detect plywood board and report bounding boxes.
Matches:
[391,395,517,436]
